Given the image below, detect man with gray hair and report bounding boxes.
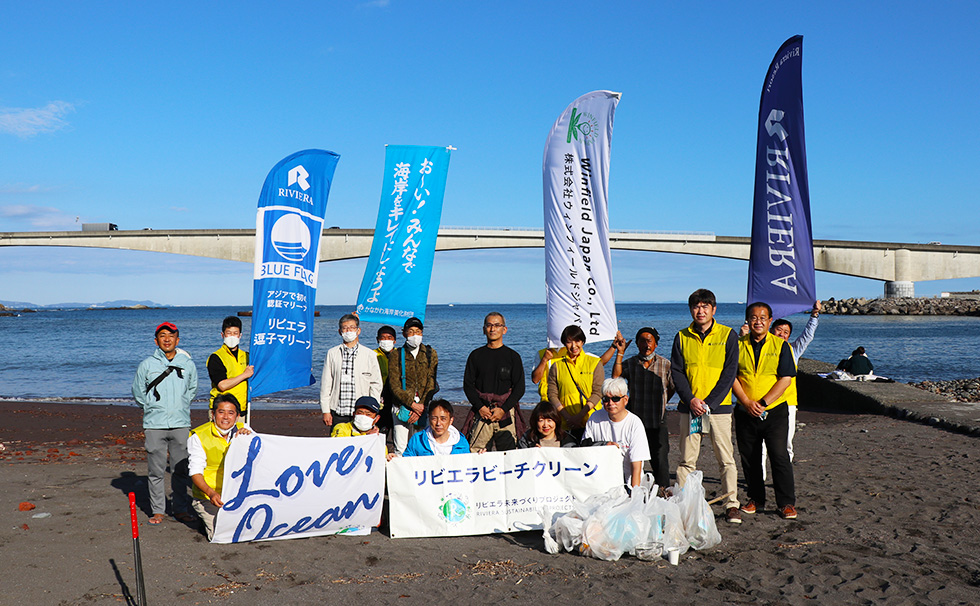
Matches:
[319,313,383,431]
[584,378,651,488]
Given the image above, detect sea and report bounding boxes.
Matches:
[2,303,979,410]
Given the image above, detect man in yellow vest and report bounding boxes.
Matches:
[732,302,798,520]
[207,316,253,422]
[670,289,742,523]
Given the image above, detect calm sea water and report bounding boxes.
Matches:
[2,303,979,409]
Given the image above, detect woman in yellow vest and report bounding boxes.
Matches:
[547,325,604,436]
[188,393,251,539]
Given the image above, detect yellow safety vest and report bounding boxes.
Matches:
[536,347,568,401]
[677,321,733,406]
[374,348,389,383]
[209,345,249,411]
[552,352,601,428]
[190,421,244,500]
[737,334,795,409]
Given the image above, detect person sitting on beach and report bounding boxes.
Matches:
[731,302,798,520]
[402,400,469,456]
[462,312,525,452]
[188,394,251,540]
[843,347,874,376]
[583,378,650,488]
[207,316,253,422]
[387,317,439,455]
[132,321,198,525]
[518,401,577,448]
[610,326,675,490]
[331,396,382,438]
[547,324,604,438]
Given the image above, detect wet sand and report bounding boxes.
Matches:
[2,401,979,605]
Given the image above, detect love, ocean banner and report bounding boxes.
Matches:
[543,91,620,347]
[386,446,624,538]
[250,149,339,397]
[211,433,385,543]
[355,145,452,324]
[747,36,816,320]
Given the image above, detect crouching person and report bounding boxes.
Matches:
[403,400,470,456]
[331,396,383,437]
[583,378,650,489]
[188,394,251,540]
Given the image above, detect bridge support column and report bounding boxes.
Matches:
[884,249,914,298]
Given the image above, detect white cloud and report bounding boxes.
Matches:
[0,204,78,229]
[0,101,75,138]
[0,183,57,195]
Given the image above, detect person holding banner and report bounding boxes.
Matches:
[387,317,438,455]
[670,289,742,524]
[583,378,650,488]
[462,312,525,452]
[402,400,469,456]
[319,314,383,430]
[207,316,253,418]
[731,302,798,520]
[547,325,604,438]
[188,394,251,540]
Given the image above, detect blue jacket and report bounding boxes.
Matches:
[132,347,198,429]
[403,427,470,457]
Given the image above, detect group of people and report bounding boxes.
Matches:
[132,289,821,535]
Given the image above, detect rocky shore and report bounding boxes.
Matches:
[821,296,980,316]
[909,377,980,403]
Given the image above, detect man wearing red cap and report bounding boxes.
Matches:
[132,322,199,524]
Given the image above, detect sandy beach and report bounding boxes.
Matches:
[2,401,979,605]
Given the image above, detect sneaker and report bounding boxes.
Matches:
[780,505,798,520]
[725,507,742,524]
[740,500,757,515]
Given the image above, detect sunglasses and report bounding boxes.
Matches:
[602,395,625,403]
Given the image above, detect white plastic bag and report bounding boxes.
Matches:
[581,490,649,561]
[670,470,722,551]
[644,493,688,555]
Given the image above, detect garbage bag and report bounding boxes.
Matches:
[643,492,688,555]
[670,470,722,551]
[581,490,649,561]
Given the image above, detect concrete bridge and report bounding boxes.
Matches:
[3,227,980,297]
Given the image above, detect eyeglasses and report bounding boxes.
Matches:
[602,395,625,403]
[484,323,505,328]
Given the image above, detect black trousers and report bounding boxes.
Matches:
[734,403,795,508]
[645,424,670,489]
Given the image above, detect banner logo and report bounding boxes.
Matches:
[271,213,312,262]
[566,107,599,144]
[439,494,469,524]
[287,165,310,191]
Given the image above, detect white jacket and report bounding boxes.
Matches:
[318,342,383,415]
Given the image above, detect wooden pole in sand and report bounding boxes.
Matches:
[128,492,148,606]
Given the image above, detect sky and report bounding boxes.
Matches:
[2,1,978,306]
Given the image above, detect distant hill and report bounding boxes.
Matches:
[0,299,167,310]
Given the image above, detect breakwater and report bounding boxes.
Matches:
[821,296,980,316]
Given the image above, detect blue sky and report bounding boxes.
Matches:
[2,1,978,306]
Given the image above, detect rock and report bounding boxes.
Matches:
[19,502,36,511]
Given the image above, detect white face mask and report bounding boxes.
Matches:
[223,335,240,349]
[641,352,656,361]
[406,335,423,349]
[341,331,358,343]
[378,339,395,353]
[353,414,376,432]
[216,425,233,436]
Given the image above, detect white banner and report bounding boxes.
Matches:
[211,433,385,543]
[386,446,625,538]
[543,90,620,347]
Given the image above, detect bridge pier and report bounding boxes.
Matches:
[884,248,914,298]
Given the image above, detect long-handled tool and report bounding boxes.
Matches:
[128,492,147,606]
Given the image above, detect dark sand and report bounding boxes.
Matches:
[2,401,979,605]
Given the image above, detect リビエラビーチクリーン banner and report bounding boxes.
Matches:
[356,145,452,325]
[386,446,625,539]
[250,150,340,397]
[543,91,620,347]
[747,36,815,320]
[211,433,384,543]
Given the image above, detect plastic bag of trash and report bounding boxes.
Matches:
[670,470,721,551]
[581,490,650,561]
[644,492,688,555]
[541,486,620,554]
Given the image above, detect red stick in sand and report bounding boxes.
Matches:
[128,492,148,606]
